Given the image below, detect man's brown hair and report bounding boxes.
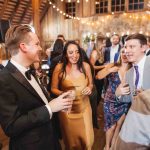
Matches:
[125,33,147,46]
[5,25,33,56]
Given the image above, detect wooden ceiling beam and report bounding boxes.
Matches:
[0,0,9,19]
[9,0,21,23]
[40,0,50,22]
[19,2,31,24]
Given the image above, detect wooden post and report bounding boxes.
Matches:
[32,0,41,38]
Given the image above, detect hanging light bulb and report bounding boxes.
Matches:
[68,0,71,2]
[61,0,63,1]
[77,0,80,3]
[86,0,88,2]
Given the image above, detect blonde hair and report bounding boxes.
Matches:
[5,24,33,56]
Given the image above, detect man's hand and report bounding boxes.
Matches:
[115,83,130,97]
[48,91,74,113]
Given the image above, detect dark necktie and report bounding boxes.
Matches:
[146,50,150,56]
[134,65,139,89]
[25,69,50,99]
[25,69,36,80]
[114,52,119,63]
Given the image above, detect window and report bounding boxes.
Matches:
[95,0,108,14]
[111,0,125,12]
[128,0,144,11]
[65,2,76,19]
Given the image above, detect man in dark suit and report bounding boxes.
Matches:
[104,34,121,63]
[0,64,4,150]
[0,25,73,150]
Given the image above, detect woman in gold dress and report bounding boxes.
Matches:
[51,41,94,150]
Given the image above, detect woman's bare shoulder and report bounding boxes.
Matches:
[54,63,63,71]
[83,62,90,69]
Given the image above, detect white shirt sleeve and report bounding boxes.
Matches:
[45,105,53,119]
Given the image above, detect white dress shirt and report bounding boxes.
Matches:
[110,44,119,63]
[133,55,146,89]
[10,59,52,118]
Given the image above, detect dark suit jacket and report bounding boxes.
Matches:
[0,62,61,150]
[0,64,4,70]
[104,44,121,63]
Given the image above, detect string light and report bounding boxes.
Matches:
[60,0,83,3]
[81,12,150,37]
[48,0,80,20]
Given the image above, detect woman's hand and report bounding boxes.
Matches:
[81,86,92,95]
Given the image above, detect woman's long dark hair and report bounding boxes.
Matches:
[51,39,64,61]
[60,40,86,79]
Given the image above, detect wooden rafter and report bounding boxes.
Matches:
[0,0,9,19]
[19,2,31,24]
[9,0,21,23]
[40,0,50,22]
[28,0,44,23]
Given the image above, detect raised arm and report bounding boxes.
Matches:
[96,63,118,79]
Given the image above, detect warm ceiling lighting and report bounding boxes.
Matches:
[86,0,89,2]
[77,0,80,3]
[68,0,71,2]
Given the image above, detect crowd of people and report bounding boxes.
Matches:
[0,24,150,150]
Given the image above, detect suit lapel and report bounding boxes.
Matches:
[126,67,135,95]
[143,57,150,89]
[6,62,45,103]
[146,50,150,56]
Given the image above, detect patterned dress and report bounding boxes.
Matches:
[104,72,131,131]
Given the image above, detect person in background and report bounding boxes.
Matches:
[49,34,66,51]
[57,34,66,44]
[113,33,150,150]
[0,43,10,67]
[50,39,64,61]
[51,40,94,150]
[104,34,121,63]
[81,45,99,129]
[90,38,106,104]
[0,25,74,150]
[47,39,64,94]
[45,46,52,66]
[86,39,96,58]
[96,48,132,150]
[0,44,4,70]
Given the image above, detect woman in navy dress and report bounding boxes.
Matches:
[96,48,132,150]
